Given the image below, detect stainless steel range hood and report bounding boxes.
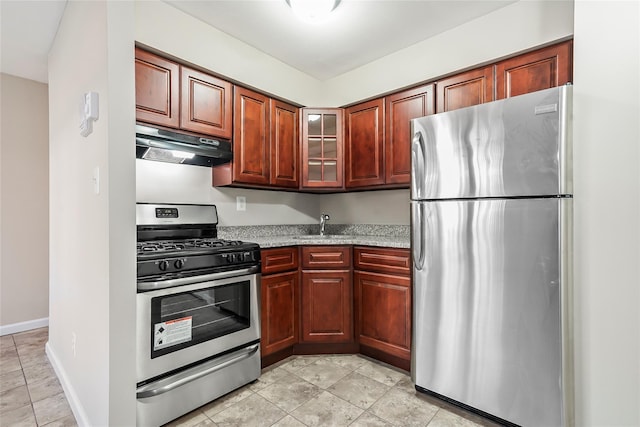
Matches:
[135,124,233,167]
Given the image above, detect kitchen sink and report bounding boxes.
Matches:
[292,235,355,240]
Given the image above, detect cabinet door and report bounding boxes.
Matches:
[385,85,435,185]
[354,271,411,361]
[301,270,352,343]
[135,48,180,128]
[436,66,494,113]
[301,109,344,189]
[233,86,270,185]
[261,247,299,275]
[261,271,299,356]
[345,99,384,188]
[495,41,573,100]
[270,100,299,188]
[180,66,232,139]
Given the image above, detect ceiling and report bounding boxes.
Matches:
[0,0,517,84]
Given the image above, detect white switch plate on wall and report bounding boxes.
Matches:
[236,196,246,211]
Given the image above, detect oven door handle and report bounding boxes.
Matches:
[137,266,260,291]
[136,343,259,399]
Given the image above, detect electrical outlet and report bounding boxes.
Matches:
[71,332,76,358]
[236,196,246,211]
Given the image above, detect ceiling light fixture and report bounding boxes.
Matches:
[286,0,341,24]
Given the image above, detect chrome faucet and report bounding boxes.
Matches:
[320,213,330,236]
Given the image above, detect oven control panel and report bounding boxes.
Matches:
[137,248,261,279]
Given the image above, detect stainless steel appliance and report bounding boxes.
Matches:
[136,203,261,427]
[136,124,233,167]
[410,85,573,427]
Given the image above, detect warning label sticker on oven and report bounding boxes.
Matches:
[154,316,192,351]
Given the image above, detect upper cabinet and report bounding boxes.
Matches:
[135,48,232,140]
[385,84,435,185]
[270,100,299,189]
[436,65,494,113]
[180,66,232,139]
[213,86,299,189]
[301,108,344,190]
[495,40,573,100]
[345,99,385,188]
[230,87,270,185]
[135,48,180,128]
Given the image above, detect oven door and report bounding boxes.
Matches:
[136,270,260,384]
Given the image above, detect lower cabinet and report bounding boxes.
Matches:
[260,245,410,370]
[260,247,299,361]
[301,270,353,343]
[354,246,412,370]
[300,246,353,343]
[261,271,299,356]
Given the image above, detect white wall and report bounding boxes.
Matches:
[322,0,575,106]
[134,0,320,106]
[48,1,136,426]
[0,73,49,333]
[136,159,320,225]
[572,1,640,425]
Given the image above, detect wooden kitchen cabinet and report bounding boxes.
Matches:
[180,66,232,139]
[345,99,385,188]
[270,100,299,189]
[300,246,353,343]
[135,48,180,129]
[230,86,270,185]
[260,247,299,360]
[385,84,435,185]
[495,40,573,100]
[354,246,411,370]
[301,109,344,190]
[135,48,232,139]
[213,88,299,189]
[436,65,494,113]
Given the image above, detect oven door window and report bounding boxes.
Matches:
[150,280,250,358]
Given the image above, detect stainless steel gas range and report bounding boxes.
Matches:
[135,203,261,427]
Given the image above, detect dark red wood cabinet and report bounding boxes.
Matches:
[385,84,435,185]
[260,247,299,358]
[134,48,232,140]
[345,99,385,188]
[354,246,412,370]
[436,65,494,113]
[300,246,353,343]
[495,40,573,100]
[213,87,299,189]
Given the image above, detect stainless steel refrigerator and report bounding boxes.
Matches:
[410,85,573,427]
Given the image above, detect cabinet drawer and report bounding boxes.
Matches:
[261,247,299,275]
[301,246,351,269]
[354,246,410,276]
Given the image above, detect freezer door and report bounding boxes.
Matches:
[411,198,572,427]
[411,85,572,200]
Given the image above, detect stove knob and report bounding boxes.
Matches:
[158,260,169,271]
[174,259,184,269]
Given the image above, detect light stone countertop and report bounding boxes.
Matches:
[218,224,410,249]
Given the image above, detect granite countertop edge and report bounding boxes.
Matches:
[218,224,410,249]
[249,235,410,249]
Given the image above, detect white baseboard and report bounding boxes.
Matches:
[46,342,90,427]
[0,317,49,336]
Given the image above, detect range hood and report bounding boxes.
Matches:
[135,124,233,167]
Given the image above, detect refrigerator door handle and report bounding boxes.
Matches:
[411,202,426,271]
[411,131,426,200]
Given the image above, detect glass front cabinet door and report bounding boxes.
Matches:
[301,108,344,189]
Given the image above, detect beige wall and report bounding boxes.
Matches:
[0,73,49,333]
[47,1,136,425]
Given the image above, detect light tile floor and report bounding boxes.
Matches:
[1,328,501,427]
